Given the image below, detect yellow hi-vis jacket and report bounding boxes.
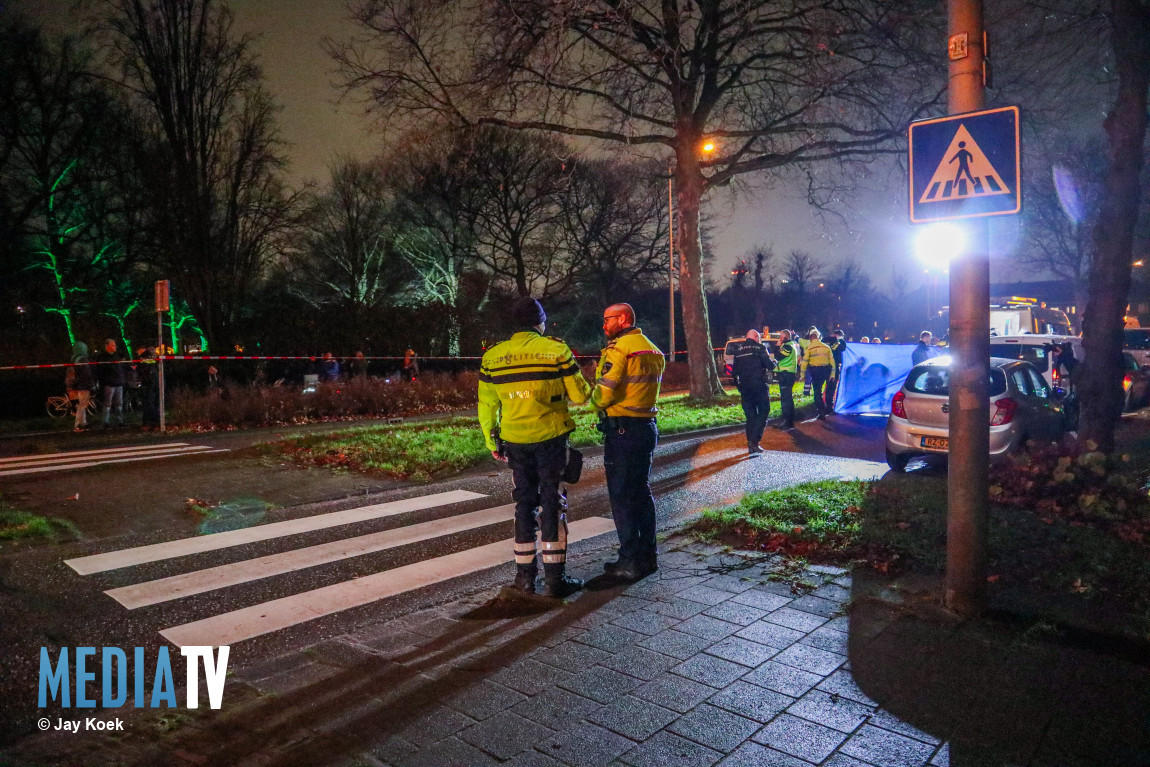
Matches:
[800,338,837,378]
[591,327,665,418]
[478,332,592,450]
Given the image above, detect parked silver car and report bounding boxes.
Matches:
[884,356,1071,472]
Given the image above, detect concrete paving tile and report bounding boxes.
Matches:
[646,597,711,619]
[540,625,591,649]
[490,658,575,696]
[770,643,846,676]
[706,680,795,723]
[839,724,937,767]
[807,563,849,576]
[397,706,478,747]
[823,755,876,767]
[800,626,849,655]
[867,709,941,745]
[588,695,679,740]
[577,623,648,653]
[668,703,760,752]
[634,673,716,713]
[672,654,748,689]
[446,679,528,720]
[702,574,758,594]
[787,594,842,617]
[541,722,636,767]
[678,585,740,606]
[572,612,620,631]
[505,750,569,767]
[715,742,810,767]
[704,637,779,668]
[763,607,828,633]
[598,645,682,681]
[538,641,613,673]
[702,601,769,627]
[734,621,805,649]
[602,595,660,613]
[787,689,875,733]
[731,590,792,612]
[751,713,848,763]
[625,579,695,600]
[399,735,501,767]
[620,731,722,767]
[559,666,644,704]
[824,615,851,632]
[306,638,380,668]
[405,615,462,639]
[368,735,418,765]
[460,710,557,760]
[640,629,713,660]
[929,743,948,767]
[749,580,799,597]
[675,614,742,641]
[742,661,823,698]
[812,583,851,602]
[611,609,682,636]
[512,688,602,730]
[816,670,878,706]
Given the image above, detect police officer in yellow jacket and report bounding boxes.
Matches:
[592,303,665,581]
[479,297,592,597]
[799,328,837,420]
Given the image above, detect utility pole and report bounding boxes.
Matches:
[945,0,990,616]
[668,169,676,361]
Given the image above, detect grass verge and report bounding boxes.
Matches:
[272,388,812,482]
[0,497,80,542]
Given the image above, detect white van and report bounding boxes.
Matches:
[987,334,1083,390]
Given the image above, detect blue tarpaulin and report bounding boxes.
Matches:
[833,343,918,415]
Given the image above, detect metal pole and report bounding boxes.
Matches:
[945,0,989,616]
[157,309,166,434]
[668,170,676,360]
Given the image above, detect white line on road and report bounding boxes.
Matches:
[65,490,485,575]
[0,442,193,464]
[0,447,229,477]
[160,516,617,647]
[107,504,516,608]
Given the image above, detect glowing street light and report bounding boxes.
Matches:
[915,222,965,270]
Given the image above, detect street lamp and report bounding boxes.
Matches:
[668,139,717,361]
[915,222,963,326]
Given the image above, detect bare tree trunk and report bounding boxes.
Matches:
[675,151,725,400]
[1079,0,1150,451]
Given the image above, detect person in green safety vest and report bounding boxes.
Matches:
[775,329,799,429]
[478,297,592,598]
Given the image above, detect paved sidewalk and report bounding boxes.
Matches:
[7,534,1149,767]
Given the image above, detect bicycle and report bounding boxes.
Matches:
[46,392,99,419]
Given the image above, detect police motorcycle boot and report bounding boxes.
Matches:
[512,564,538,594]
[541,564,584,598]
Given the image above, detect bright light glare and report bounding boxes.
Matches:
[701,141,716,153]
[915,223,964,270]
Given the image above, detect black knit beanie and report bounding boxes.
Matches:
[510,297,547,328]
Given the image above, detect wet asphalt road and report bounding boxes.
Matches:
[0,415,887,740]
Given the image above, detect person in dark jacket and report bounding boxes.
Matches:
[66,341,96,432]
[732,330,776,455]
[912,331,935,366]
[96,338,127,427]
[136,347,160,429]
[826,330,846,409]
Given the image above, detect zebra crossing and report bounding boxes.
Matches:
[0,442,228,477]
[65,488,616,648]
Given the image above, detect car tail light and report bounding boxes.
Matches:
[1052,367,1060,385]
[1123,372,1133,391]
[990,397,1017,426]
[891,390,907,419]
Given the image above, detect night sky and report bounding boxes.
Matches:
[9,0,1032,292]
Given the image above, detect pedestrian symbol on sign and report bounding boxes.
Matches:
[918,125,1011,204]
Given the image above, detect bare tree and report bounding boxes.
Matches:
[330,0,940,398]
[101,0,294,351]
[783,251,824,295]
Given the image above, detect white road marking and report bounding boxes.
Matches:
[0,447,229,477]
[0,443,193,464]
[159,517,618,647]
[107,504,516,608]
[65,490,486,575]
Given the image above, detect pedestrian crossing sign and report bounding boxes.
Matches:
[909,106,1021,223]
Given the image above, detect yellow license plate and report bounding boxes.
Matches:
[921,436,948,449]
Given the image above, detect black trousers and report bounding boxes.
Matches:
[604,418,658,565]
[505,435,568,576]
[739,385,771,447]
[810,366,833,416]
[776,371,796,427]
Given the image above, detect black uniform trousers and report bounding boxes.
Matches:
[776,371,797,427]
[739,384,771,448]
[603,418,658,566]
[810,366,833,416]
[505,435,569,580]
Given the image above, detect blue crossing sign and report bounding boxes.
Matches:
[909,106,1021,223]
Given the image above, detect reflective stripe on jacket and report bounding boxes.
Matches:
[478,332,592,450]
[800,339,836,377]
[591,327,665,418]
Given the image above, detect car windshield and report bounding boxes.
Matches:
[988,343,1051,372]
[1125,329,1150,350]
[904,365,1007,397]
